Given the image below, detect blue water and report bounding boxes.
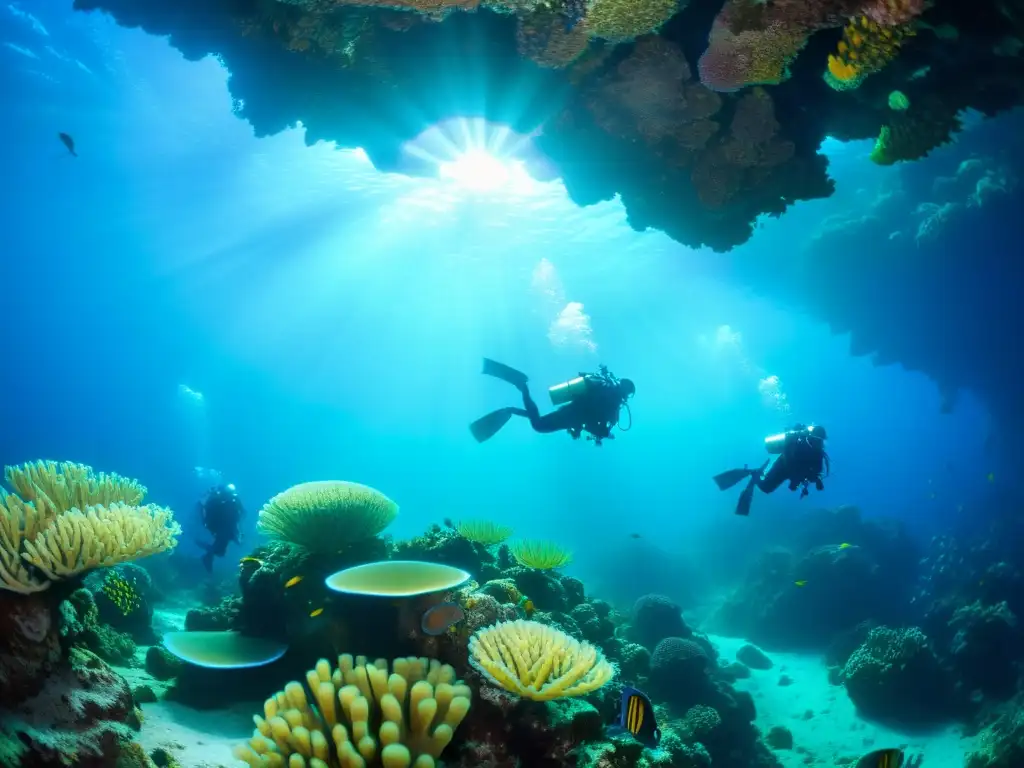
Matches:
[1,1,994,606]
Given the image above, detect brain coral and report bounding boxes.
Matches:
[842,626,954,724]
[632,593,689,648]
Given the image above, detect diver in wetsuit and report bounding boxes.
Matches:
[713,424,830,516]
[197,483,244,571]
[470,358,635,446]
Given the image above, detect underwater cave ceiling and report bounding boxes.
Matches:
[75,0,1024,447]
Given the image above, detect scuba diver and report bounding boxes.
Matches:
[196,483,244,571]
[713,424,829,516]
[470,358,635,446]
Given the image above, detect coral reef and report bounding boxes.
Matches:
[841,626,959,725]
[0,461,180,767]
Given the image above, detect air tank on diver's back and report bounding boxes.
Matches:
[548,375,590,406]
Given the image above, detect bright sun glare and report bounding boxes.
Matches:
[404,118,547,195]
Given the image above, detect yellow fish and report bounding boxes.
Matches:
[309,607,324,618]
[838,543,851,549]
[284,575,303,589]
[794,580,808,587]
[240,556,262,567]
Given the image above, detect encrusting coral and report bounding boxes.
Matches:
[257,481,398,554]
[0,461,180,594]
[468,619,615,700]
[234,654,471,768]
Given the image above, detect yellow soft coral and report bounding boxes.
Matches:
[825,16,913,89]
[0,461,179,594]
[234,654,471,768]
[585,0,679,41]
[258,481,398,554]
[454,519,513,545]
[469,619,615,700]
[508,539,573,570]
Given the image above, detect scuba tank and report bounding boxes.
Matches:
[764,424,825,454]
[548,376,590,406]
[548,365,621,406]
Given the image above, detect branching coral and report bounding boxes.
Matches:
[258,481,398,554]
[825,16,914,89]
[508,539,573,570]
[0,462,179,594]
[468,619,615,700]
[234,654,471,768]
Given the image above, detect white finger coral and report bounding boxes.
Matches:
[469,619,615,700]
[234,654,471,768]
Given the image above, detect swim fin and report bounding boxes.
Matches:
[470,408,515,443]
[482,358,529,389]
[735,476,757,516]
[713,467,754,491]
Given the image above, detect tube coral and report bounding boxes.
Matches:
[234,654,471,767]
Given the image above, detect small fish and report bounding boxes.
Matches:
[240,556,262,567]
[610,686,661,747]
[794,580,808,587]
[516,596,536,618]
[421,602,466,636]
[838,543,852,549]
[443,517,454,529]
[629,533,642,539]
[284,575,304,589]
[58,132,77,157]
[987,472,995,483]
[309,607,324,618]
[855,748,905,768]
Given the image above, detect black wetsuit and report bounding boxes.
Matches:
[198,487,243,571]
[755,433,827,494]
[509,377,621,442]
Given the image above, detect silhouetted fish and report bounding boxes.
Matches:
[58,132,76,157]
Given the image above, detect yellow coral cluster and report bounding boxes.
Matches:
[826,16,913,88]
[468,619,615,700]
[234,654,471,768]
[0,461,180,594]
[508,539,573,570]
